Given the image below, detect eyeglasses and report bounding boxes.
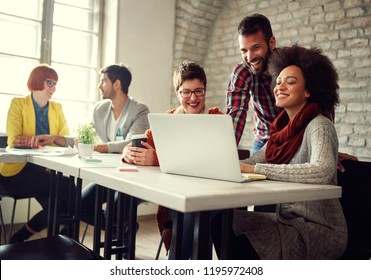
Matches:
[45,79,57,87]
[178,88,206,98]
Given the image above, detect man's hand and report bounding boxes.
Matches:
[338,152,358,172]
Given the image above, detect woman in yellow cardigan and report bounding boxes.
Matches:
[0,64,74,243]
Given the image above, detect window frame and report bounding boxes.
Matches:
[0,0,104,132]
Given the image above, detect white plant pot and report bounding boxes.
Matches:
[78,143,94,159]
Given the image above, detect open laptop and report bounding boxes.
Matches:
[148,113,266,183]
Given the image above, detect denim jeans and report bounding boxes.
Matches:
[251,140,265,155]
[80,182,142,227]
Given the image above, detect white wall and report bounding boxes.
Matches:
[114,0,175,216]
[116,0,175,113]
[100,0,119,76]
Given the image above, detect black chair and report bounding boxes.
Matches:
[155,220,172,260]
[0,181,32,244]
[337,160,371,260]
[0,234,103,260]
[238,149,250,160]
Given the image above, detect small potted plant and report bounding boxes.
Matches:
[75,123,97,158]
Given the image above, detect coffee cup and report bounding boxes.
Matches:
[0,133,8,150]
[131,134,147,148]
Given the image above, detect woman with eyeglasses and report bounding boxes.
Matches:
[122,60,223,259]
[0,64,75,243]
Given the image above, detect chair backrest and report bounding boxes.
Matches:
[337,160,371,259]
[238,149,250,160]
[0,234,103,259]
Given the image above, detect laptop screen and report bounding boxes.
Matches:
[148,113,246,182]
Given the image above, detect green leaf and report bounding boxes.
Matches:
[75,123,97,144]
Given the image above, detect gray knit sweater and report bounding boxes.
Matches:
[235,115,347,259]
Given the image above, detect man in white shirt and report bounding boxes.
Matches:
[80,64,149,241]
[92,64,149,153]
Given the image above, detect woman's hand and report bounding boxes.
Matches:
[122,141,156,166]
[33,135,56,146]
[13,134,55,148]
[240,163,255,173]
[122,143,134,164]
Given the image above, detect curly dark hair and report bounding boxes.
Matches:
[268,45,339,114]
[173,60,207,92]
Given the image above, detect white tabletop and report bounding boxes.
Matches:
[2,151,342,213]
[28,153,124,177]
[0,151,28,163]
[1,151,343,260]
[79,162,342,213]
[1,149,123,177]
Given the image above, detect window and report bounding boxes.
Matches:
[0,0,102,133]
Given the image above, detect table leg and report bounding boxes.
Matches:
[115,192,126,260]
[220,209,233,260]
[95,190,137,260]
[52,171,63,235]
[47,171,80,239]
[47,171,56,237]
[93,185,103,254]
[103,188,115,259]
[127,195,137,260]
[72,177,82,240]
[169,211,184,260]
[192,211,212,260]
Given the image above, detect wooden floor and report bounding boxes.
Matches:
[1,215,169,260]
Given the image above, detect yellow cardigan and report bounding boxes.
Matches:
[0,95,70,177]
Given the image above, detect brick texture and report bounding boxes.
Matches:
[172,0,371,161]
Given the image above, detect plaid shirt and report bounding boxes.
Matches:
[226,62,281,145]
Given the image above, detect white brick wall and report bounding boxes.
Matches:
[171,0,371,161]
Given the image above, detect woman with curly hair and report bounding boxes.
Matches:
[212,45,347,259]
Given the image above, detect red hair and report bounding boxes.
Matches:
[27,64,58,91]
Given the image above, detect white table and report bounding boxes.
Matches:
[1,151,133,259]
[0,152,28,163]
[28,153,122,177]
[27,153,123,240]
[79,161,342,259]
[2,151,342,259]
[79,164,341,211]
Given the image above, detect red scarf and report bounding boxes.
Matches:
[265,103,321,164]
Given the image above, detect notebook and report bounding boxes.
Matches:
[148,113,266,183]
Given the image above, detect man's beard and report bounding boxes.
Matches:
[247,48,271,75]
[261,47,272,73]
